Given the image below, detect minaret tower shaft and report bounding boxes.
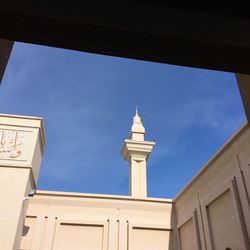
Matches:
[121,109,155,198]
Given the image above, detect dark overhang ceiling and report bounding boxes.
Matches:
[134,0,250,17]
[1,1,250,73]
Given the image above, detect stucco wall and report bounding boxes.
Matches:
[174,123,250,250]
[0,114,44,250]
[19,123,250,250]
[20,193,174,250]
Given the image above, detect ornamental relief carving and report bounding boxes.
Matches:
[0,130,25,159]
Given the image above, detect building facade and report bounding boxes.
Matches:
[0,112,249,250]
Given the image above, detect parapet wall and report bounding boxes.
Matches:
[20,192,174,250]
[174,123,250,250]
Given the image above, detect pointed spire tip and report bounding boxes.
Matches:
[135,106,138,116]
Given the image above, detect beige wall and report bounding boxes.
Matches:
[20,192,174,250]
[1,114,249,249]
[19,123,250,250]
[174,123,250,250]
[0,114,45,250]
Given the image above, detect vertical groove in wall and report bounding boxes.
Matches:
[204,204,215,250]
[171,204,178,250]
[240,170,250,209]
[118,219,120,250]
[197,193,207,250]
[231,178,250,249]
[127,221,129,250]
[193,209,202,250]
[107,219,110,250]
[50,217,57,249]
[175,220,181,250]
[236,154,243,171]
[237,154,250,209]
[40,217,48,249]
[235,154,250,243]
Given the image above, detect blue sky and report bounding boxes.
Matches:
[0,42,246,198]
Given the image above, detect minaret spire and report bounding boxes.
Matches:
[130,107,145,141]
[121,110,155,198]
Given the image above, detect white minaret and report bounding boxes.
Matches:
[121,108,155,198]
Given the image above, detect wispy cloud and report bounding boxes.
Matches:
[0,42,246,197]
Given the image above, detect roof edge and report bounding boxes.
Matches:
[35,190,173,204]
[174,122,249,202]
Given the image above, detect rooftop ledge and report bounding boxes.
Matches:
[0,113,43,120]
[174,121,248,201]
[35,190,173,204]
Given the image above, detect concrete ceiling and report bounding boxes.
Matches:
[1,1,250,73]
